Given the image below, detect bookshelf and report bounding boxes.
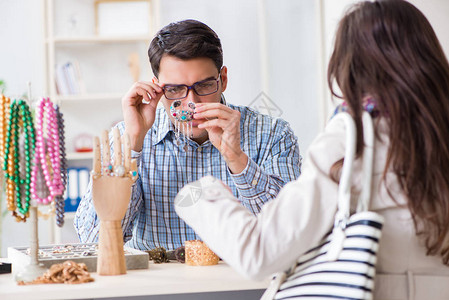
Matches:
[56,93,123,103]
[43,0,157,158]
[43,0,158,243]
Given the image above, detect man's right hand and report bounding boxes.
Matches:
[121,81,164,151]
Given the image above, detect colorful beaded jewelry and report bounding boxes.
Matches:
[0,95,11,163]
[2,99,36,221]
[54,105,67,226]
[332,97,380,118]
[170,100,195,141]
[30,98,64,205]
[0,95,11,190]
[170,100,195,122]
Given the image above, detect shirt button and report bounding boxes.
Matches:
[251,180,258,186]
[197,147,202,152]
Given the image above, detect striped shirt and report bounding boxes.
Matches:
[74,102,301,250]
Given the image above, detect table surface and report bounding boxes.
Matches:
[0,260,270,300]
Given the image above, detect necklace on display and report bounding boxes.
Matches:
[30,98,64,205]
[54,104,66,227]
[2,99,36,221]
[0,95,11,164]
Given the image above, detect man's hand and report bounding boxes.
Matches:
[195,103,248,174]
[121,81,163,151]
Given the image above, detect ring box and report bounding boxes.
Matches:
[8,243,149,274]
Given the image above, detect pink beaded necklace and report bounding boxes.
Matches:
[30,97,64,204]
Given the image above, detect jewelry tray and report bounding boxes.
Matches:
[8,243,149,273]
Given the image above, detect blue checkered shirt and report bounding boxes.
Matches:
[74,102,301,250]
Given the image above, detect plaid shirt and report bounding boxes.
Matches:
[74,102,301,250]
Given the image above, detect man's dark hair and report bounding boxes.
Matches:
[148,19,223,78]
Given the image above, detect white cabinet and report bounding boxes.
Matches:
[42,0,157,243]
[43,0,157,157]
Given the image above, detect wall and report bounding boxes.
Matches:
[0,0,45,97]
[320,0,449,120]
[157,0,320,152]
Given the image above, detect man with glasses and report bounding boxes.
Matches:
[75,20,301,251]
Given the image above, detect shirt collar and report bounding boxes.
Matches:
[152,108,173,146]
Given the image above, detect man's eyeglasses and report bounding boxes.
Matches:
[162,74,221,100]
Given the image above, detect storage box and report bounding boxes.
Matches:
[8,243,149,274]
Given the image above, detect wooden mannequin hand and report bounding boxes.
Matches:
[92,128,138,221]
[91,127,138,275]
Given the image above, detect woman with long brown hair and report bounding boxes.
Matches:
[175,0,449,298]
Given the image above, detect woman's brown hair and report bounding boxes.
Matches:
[328,0,449,264]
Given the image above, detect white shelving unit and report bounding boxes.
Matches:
[43,0,156,157]
[66,152,94,161]
[42,0,157,243]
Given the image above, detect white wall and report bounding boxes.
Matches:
[320,0,449,121]
[157,0,320,152]
[0,0,45,98]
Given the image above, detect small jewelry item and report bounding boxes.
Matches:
[18,261,94,285]
[2,99,36,221]
[170,101,195,141]
[185,240,219,266]
[146,247,169,264]
[170,100,195,122]
[166,246,186,263]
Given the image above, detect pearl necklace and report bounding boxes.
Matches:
[30,98,64,204]
[2,99,36,221]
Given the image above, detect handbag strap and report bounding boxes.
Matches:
[335,112,357,224]
[327,111,375,260]
[357,111,374,212]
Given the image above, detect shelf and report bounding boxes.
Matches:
[67,152,93,160]
[64,211,76,219]
[48,35,152,44]
[55,93,123,102]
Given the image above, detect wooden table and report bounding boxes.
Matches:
[0,260,270,300]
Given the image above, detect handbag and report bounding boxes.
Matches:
[261,111,384,300]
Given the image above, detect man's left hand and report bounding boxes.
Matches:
[194,103,248,174]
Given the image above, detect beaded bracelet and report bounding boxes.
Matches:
[2,99,36,221]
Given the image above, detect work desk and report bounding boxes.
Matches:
[0,261,269,300]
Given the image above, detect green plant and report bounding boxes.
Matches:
[0,79,5,94]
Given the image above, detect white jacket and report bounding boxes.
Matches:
[175,116,449,300]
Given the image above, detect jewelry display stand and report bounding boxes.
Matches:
[92,129,138,275]
[14,206,47,282]
[13,84,48,282]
